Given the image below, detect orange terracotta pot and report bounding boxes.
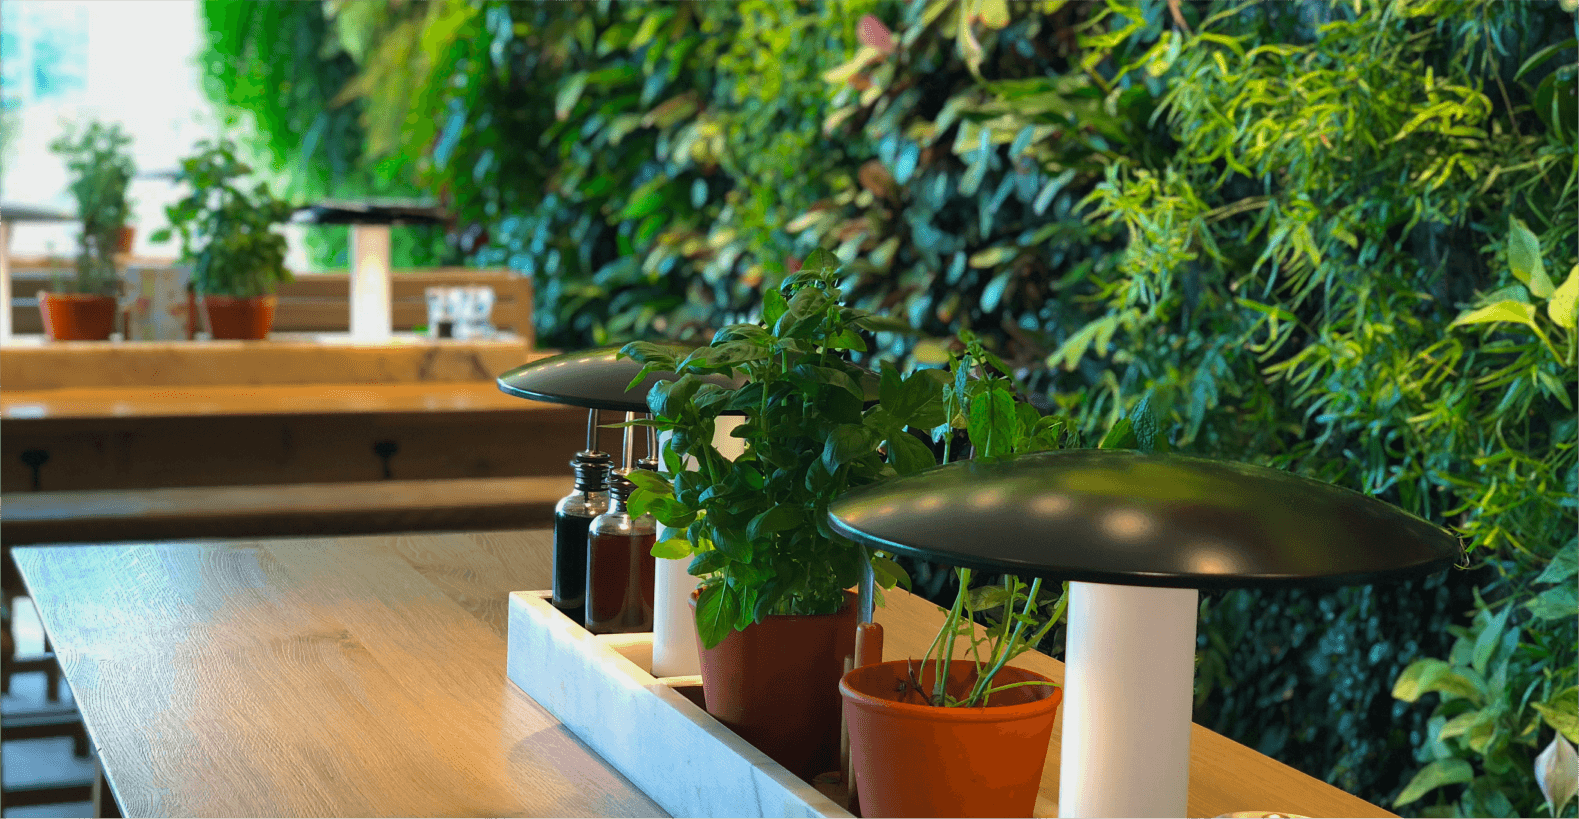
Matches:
[841,659,1062,818]
[38,291,117,341]
[116,226,135,254]
[201,295,276,340]
[692,590,856,783]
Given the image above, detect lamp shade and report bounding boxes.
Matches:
[291,200,446,226]
[499,344,882,414]
[827,448,1461,589]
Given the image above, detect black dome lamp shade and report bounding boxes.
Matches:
[827,449,1460,818]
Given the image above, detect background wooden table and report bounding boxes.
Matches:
[14,529,1393,818]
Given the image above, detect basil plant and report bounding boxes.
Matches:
[621,250,942,649]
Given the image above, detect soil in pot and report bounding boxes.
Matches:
[38,291,117,341]
[692,590,856,783]
[201,295,277,340]
[841,659,1062,818]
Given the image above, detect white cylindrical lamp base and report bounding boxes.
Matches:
[350,224,392,341]
[649,416,747,678]
[1058,581,1197,818]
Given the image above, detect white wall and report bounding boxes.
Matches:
[1,0,307,269]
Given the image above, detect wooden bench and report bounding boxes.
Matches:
[7,262,534,346]
[0,476,566,547]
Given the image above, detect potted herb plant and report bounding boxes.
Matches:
[841,333,1164,817]
[151,140,293,340]
[621,249,940,782]
[42,121,135,340]
[840,336,1068,818]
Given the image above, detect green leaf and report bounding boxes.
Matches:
[1449,299,1540,332]
[801,247,840,274]
[651,537,692,560]
[1549,264,1578,330]
[1508,218,1553,298]
[623,468,673,496]
[870,554,911,591]
[694,583,739,650]
[1099,417,1137,450]
[886,432,936,475]
[555,71,588,121]
[1394,658,1485,705]
[967,388,1019,459]
[746,505,801,541]
[1536,542,1577,585]
[1533,688,1579,744]
[761,288,788,327]
[1526,583,1578,620]
[1393,759,1474,807]
[823,424,873,471]
[619,190,665,220]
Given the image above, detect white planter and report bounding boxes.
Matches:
[506,591,851,818]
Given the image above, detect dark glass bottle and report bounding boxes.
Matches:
[553,450,611,626]
[585,466,658,634]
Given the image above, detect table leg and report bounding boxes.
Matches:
[1059,581,1198,818]
[350,224,392,341]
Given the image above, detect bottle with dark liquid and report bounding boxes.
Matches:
[585,465,658,634]
[553,449,612,626]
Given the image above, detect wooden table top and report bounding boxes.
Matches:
[12,531,662,818]
[14,530,1393,818]
[0,382,555,422]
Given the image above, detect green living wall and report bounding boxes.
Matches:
[203,1,1576,815]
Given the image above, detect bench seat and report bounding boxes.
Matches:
[0,476,567,546]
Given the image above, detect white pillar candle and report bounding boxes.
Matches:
[650,415,747,678]
[1059,581,1198,818]
[349,224,392,341]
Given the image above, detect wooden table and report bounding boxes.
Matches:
[13,530,1393,818]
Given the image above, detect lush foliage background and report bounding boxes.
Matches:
[202,0,1577,815]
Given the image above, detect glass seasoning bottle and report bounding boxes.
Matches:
[585,461,658,634]
[553,449,612,626]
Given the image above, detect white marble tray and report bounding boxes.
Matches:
[506,591,853,818]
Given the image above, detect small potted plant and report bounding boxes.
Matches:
[621,249,940,782]
[841,334,1164,817]
[839,336,1070,817]
[151,140,293,340]
[42,121,135,340]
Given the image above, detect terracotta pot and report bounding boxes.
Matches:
[201,295,276,340]
[841,659,1062,818]
[116,226,135,254]
[692,589,856,782]
[38,291,117,341]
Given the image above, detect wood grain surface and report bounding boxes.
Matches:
[15,530,1394,818]
[0,338,546,390]
[13,531,662,818]
[0,382,551,421]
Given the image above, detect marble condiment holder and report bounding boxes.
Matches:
[506,591,852,818]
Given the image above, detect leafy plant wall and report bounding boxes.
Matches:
[203,1,1576,815]
[198,0,449,269]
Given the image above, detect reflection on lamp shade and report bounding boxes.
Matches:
[1100,508,1155,541]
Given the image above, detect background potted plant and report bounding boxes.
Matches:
[42,121,135,341]
[151,140,293,340]
[621,249,937,782]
